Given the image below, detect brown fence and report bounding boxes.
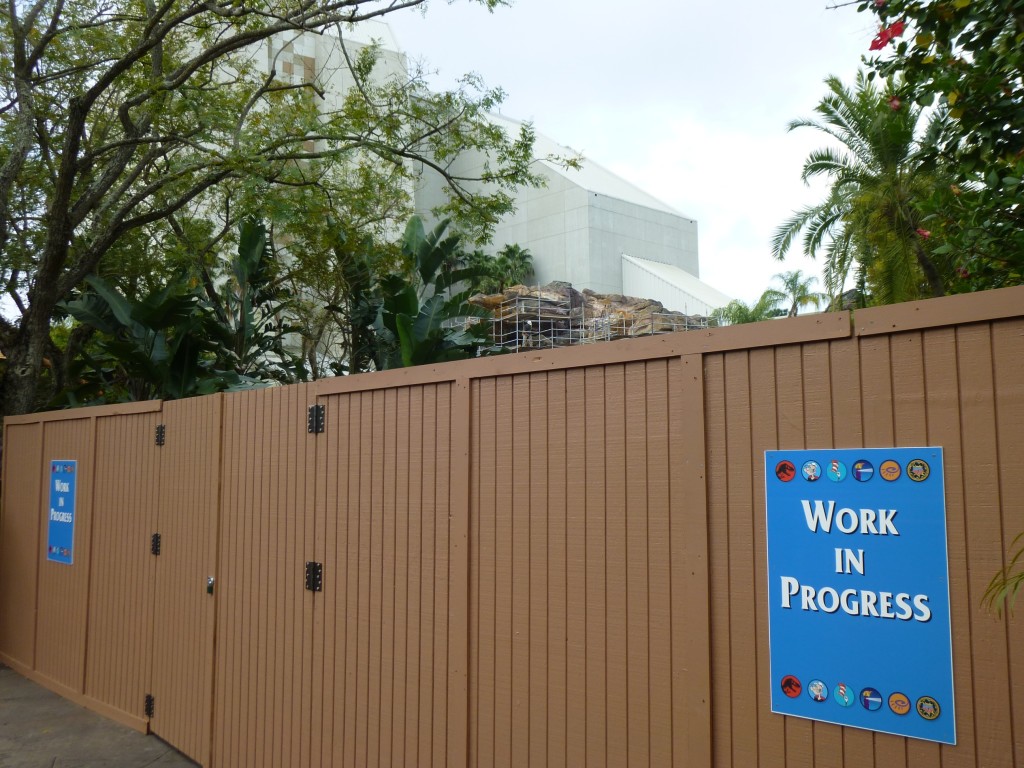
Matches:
[2,285,1022,767]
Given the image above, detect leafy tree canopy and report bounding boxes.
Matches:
[857,0,1024,290]
[772,71,951,304]
[0,0,542,415]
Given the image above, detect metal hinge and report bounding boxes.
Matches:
[144,694,155,718]
[155,424,166,446]
[307,404,325,434]
[151,533,161,556]
[305,561,323,592]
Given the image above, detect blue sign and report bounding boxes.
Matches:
[46,460,77,565]
[765,447,954,744]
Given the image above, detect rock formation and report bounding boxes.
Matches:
[469,282,709,350]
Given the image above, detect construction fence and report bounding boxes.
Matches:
[1,285,1022,767]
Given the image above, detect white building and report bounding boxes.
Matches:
[264,22,733,317]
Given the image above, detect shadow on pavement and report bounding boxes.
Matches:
[0,664,198,768]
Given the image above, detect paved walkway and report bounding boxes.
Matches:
[0,665,198,768]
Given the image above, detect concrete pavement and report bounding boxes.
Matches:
[0,665,198,768]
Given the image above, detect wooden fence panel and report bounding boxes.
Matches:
[212,384,318,768]
[1,285,1022,768]
[314,383,456,767]
[468,361,684,768]
[84,410,160,729]
[0,421,43,671]
[33,417,94,695]
[150,395,223,764]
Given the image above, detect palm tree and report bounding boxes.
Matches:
[493,244,534,292]
[772,270,825,317]
[711,288,785,326]
[772,72,947,304]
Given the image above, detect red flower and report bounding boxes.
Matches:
[869,20,906,50]
[915,228,931,239]
[874,0,886,6]
[888,95,902,110]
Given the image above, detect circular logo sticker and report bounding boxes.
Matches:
[916,696,941,720]
[852,460,874,482]
[907,459,931,482]
[802,460,821,481]
[775,460,796,482]
[860,687,883,711]
[889,692,911,715]
[826,460,847,482]
[780,675,802,698]
[833,682,854,707]
[807,679,828,702]
[879,460,902,481]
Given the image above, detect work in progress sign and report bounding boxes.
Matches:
[47,460,77,565]
[765,447,955,744]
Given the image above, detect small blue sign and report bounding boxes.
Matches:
[766,447,954,744]
[46,460,77,565]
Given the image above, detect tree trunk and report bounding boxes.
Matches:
[0,304,53,416]
[912,238,945,298]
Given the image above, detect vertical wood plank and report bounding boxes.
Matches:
[547,370,569,768]
[528,373,549,768]
[510,375,531,768]
[0,422,43,670]
[991,320,1024,768]
[957,324,1014,768]
[625,362,651,765]
[646,360,673,767]
[449,379,472,768]
[704,353,732,768]
[917,328,974,768]
[474,378,497,767]
[672,354,712,768]
[748,347,787,768]
[492,377,513,768]
[392,388,411,765]
[565,368,588,766]
[584,366,608,768]
[604,364,628,767]
[723,351,759,767]
[773,344,815,768]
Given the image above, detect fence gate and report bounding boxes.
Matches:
[311,383,460,768]
[149,396,223,764]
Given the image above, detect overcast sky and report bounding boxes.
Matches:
[386,0,876,305]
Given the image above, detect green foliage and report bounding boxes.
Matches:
[55,276,251,404]
[858,0,1024,290]
[466,243,535,294]
[982,532,1024,617]
[772,72,950,304]
[202,218,305,382]
[54,219,304,405]
[374,217,489,369]
[0,0,546,416]
[711,290,786,326]
[772,270,826,317]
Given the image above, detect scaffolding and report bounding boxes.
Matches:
[479,287,710,353]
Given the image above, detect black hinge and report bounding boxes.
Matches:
[305,561,323,592]
[144,694,155,718]
[151,533,161,556]
[307,404,325,434]
[155,424,166,446]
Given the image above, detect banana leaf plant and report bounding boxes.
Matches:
[201,217,306,382]
[374,216,489,369]
[55,275,257,404]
